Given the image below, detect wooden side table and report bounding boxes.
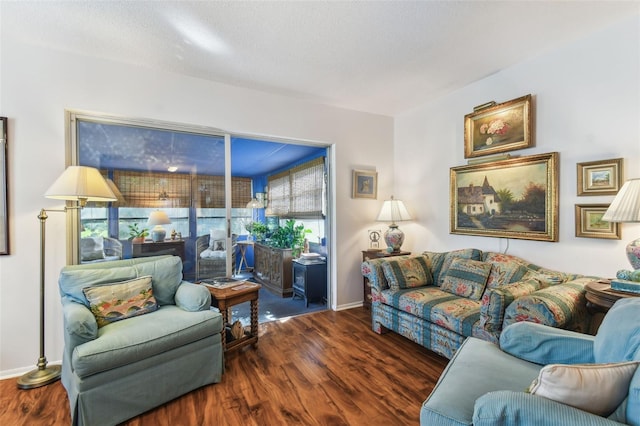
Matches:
[585,279,638,334]
[236,240,254,275]
[361,250,411,309]
[201,280,261,352]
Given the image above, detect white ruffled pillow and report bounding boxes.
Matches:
[200,249,226,259]
[528,361,639,416]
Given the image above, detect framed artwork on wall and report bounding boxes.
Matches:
[450,152,559,242]
[575,204,620,239]
[352,169,377,199]
[576,158,623,196]
[0,117,7,255]
[464,94,532,158]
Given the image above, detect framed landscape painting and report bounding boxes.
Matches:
[450,152,558,242]
[464,94,532,158]
[575,204,620,239]
[576,158,623,196]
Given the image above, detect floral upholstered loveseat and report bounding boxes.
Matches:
[361,249,596,359]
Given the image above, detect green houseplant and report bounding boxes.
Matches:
[269,219,311,257]
[128,224,149,244]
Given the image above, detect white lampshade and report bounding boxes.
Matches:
[45,166,116,205]
[602,178,640,223]
[376,196,412,225]
[246,197,264,209]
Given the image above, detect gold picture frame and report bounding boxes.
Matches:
[464,94,532,158]
[0,117,7,255]
[576,158,623,196]
[352,169,377,199]
[575,204,620,239]
[450,152,558,242]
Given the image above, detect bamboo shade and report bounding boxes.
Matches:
[113,170,191,208]
[268,157,325,218]
[195,175,252,208]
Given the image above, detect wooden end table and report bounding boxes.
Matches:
[585,279,638,333]
[201,280,261,352]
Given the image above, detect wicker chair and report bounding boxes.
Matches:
[80,236,123,264]
[195,233,238,281]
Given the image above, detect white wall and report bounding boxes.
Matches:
[0,34,394,375]
[395,15,640,277]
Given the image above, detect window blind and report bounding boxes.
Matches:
[195,175,252,208]
[268,157,325,218]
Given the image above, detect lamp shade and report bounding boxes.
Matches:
[376,196,412,225]
[147,210,172,226]
[246,198,264,209]
[602,178,640,223]
[45,166,116,204]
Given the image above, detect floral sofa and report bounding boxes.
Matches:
[361,249,596,359]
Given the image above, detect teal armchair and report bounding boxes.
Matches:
[421,297,640,426]
[58,255,224,426]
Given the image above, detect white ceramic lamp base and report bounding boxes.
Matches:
[151,226,166,242]
[384,225,405,253]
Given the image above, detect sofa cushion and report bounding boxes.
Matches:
[480,277,549,334]
[425,248,483,286]
[72,305,222,378]
[527,361,639,417]
[133,256,183,306]
[59,266,138,307]
[381,255,432,290]
[440,258,491,301]
[82,276,158,328]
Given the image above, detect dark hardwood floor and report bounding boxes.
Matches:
[0,308,448,426]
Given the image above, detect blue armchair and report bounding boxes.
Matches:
[421,297,640,426]
[58,255,224,426]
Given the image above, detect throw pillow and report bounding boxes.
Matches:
[527,361,639,417]
[440,258,492,301]
[209,229,226,250]
[82,275,158,328]
[80,236,105,261]
[381,256,432,291]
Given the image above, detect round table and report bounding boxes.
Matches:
[585,280,637,313]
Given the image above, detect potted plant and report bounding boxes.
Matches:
[128,224,149,244]
[269,219,311,257]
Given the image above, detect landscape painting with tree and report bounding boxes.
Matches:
[450,152,558,242]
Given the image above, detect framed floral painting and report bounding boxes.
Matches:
[464,94,532,158]
[575,204,620,239]
[450,152,558,242]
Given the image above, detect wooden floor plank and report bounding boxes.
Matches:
[0,308,447,425]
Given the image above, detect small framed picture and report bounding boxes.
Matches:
[577,158,623,196]
[575,204,621,239]
[464,94,532,158]
[352,170,377,199]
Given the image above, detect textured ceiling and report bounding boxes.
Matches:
[3,1,638,116]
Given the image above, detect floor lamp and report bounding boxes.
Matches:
[17,166,116,389]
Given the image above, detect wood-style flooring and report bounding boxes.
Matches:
[0,307,448,425]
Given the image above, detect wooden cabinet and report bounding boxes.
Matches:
[253,243,293,297]
[133,240,186,262]
[362,250,411,309]
[292,259,327,307]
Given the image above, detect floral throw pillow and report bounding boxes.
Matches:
[82,275,158,328]
[441,258,492,301]
[381,256,433,291]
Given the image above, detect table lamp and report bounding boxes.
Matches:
[147,210,172,242]
[376,196,412,252]
[602,178,640,270]
[18,166,116,389]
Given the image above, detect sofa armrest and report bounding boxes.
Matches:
[480,278,548,335]
[500,321,595,365]
[503,277,594,334]
[473,391,624,426]
[61,299,98,350]
[175,282,212,312]
[361,258,390,294]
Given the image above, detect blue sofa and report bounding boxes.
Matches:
[362,249,594,359]
[421,297,640,426]
[58,255,224,426]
